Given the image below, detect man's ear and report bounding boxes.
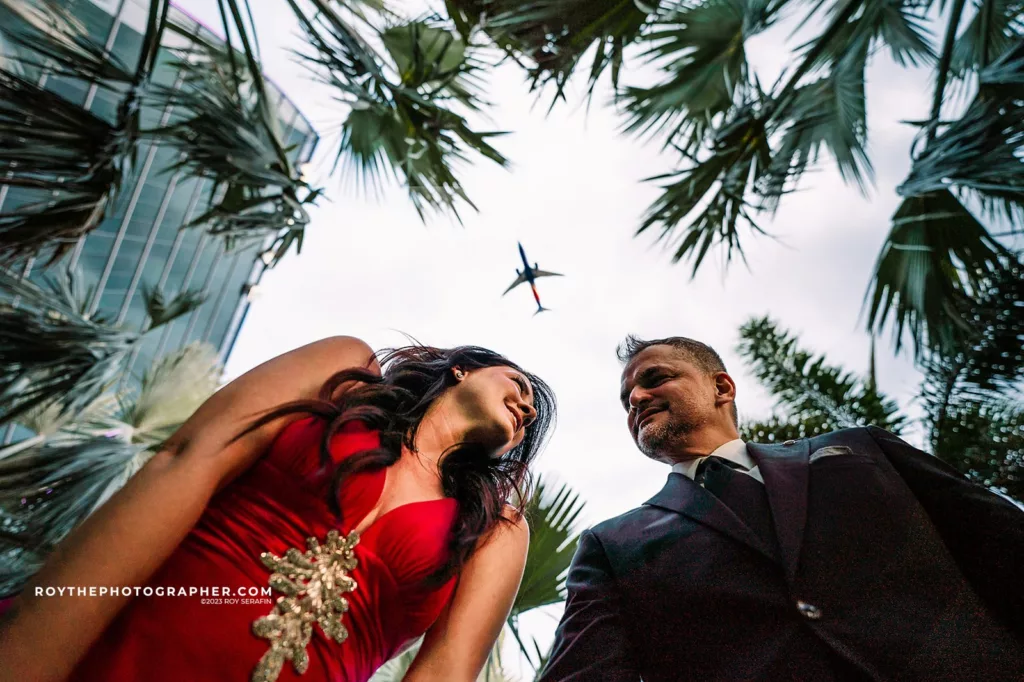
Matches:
[713,371,737,405]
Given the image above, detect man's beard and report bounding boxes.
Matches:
[637,409,704,461]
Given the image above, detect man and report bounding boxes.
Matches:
[539,335,1023,681]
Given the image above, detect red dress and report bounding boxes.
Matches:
[68,417,459,682]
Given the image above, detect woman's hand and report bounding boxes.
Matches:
[403,507,530,682]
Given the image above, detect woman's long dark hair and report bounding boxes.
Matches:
[242,344,556,585]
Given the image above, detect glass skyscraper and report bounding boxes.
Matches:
[0,0,318,378]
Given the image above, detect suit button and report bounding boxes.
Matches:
[783,439,797,446]
[796,600,822,620]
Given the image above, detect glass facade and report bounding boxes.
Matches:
[0,0,318,385]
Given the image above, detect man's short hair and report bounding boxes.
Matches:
[616,335,738,424]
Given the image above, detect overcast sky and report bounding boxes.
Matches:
[177,0,934,672]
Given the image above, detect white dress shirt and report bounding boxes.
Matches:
[671,439,764,484]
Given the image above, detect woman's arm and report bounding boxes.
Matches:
[403,509,530,682]
[0,336,379,682]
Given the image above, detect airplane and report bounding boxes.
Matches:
[502,242,563,315]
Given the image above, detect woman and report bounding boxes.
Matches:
[0,336,556,682]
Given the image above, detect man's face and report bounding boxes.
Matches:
[619,345,720,463]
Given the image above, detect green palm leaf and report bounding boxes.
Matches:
[864,189,1012,355]
[918,261,1024,483]
[0,340,222,597]
[737,315,908,433]
[0,267,204,425]
[0,268,136,424]
[0,437,146,597]
[899,41,1024,224]
[146,36,320,263]
[619,0,779,150]
[639,102,773,274]
[293,3,507,219]
[764,51,872,204]
[950,0,1023,77]
[120,342,222,447]
[448,0,663,98]
[0,0,168,265]
[506,475,586,672]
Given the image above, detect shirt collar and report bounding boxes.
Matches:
[671,439,753,479]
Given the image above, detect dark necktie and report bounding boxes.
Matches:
[695,456,779,558]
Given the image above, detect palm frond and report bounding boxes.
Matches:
[809,0,935,70]
[504,475,586,673]
[737,315,908,432]
[0,0,169,265]
[864,189,1012,355]
[0,0,135,84]
[639,102,773,274]
[447,0,663,99]
[0,268,137,424]
[919,270,1024,502]
[763,50,872,204]
[142,284,206,329]
[294,5,507,219]
[146,39,320,262]
[899,40,1024,224]
[0,69,133,264]
[513,475,586,616]
[121,342,222,447]
[0,437,146,596]
[950,0,1023,76]
[739,415,837,442]
[926,395,1023,500]
[619,0,780,150]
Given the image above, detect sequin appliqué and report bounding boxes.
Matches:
[251,529,360,682]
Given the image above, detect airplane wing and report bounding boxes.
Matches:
[531,269,563,279]
[502,272,529,296]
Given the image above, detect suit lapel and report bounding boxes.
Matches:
[644,473,777,563]
[747,440,809,584]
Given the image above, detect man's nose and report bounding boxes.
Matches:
[628,387,651,412]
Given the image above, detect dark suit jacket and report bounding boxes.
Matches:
[538,427,1024,682]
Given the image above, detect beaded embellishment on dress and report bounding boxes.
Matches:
[251,530,360,682]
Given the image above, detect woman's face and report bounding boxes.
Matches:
[449,365,538,457]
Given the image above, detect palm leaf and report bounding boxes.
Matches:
[950,0,1024,77]
[0,268,137,424]
[0,437,146,597]
[739,415,837,442]
[146,37,320,262]
[808,0,935,71]
[899,40,1024,224]
[292,4,507,219]
[639,101,773,274]
[619,0,779,151]
[763,50,872,204]
[864,189,1012,355]
[121,342,222,447]
[928,395,1023,500]
[142,284,206,329]
[512,476,586,616]
[448,0,663,99]
[737,315,908,432]
[0,0,136,84]
[0,69,133,264]
[506,475,586,672]
[920,268,1024,503]
[0,0,169,265]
